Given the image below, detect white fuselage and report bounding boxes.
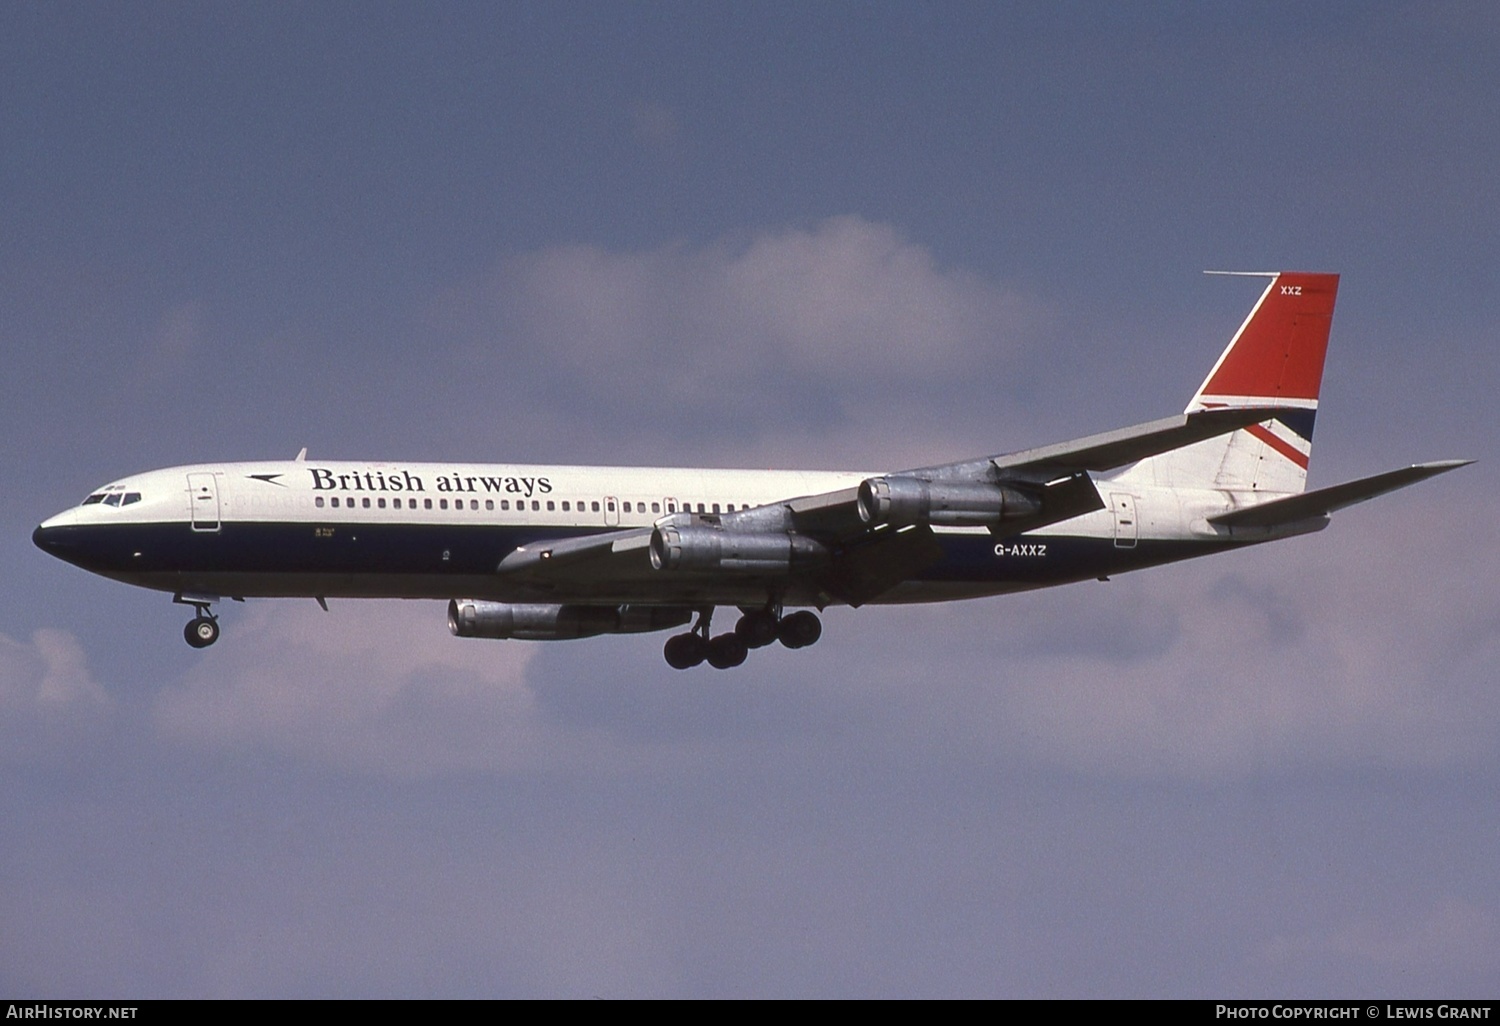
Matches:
[35,458,1274,610]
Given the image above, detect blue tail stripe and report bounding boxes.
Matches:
[1275,408,1316,444]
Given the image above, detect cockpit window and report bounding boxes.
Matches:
[81,484,140,508]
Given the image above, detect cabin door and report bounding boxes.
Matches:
[1111,492,1138,549]
[187,473,221,533]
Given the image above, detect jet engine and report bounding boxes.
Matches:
[857,476,1041,528]
[448,600,692,640]
[649,524,827,573]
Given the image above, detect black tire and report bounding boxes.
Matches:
[184,616,219,649]
[706,633,748,669]
[734,610,779,648]
[664,632,707,669]
[777,610,822,649]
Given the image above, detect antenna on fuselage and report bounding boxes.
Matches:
[294,447,307,461]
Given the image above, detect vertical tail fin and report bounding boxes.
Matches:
[1142,271,1339,494]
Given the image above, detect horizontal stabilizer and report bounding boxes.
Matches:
[1208,460,1473,528]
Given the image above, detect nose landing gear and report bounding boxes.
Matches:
[175,593,221,648]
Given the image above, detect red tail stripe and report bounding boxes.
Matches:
[1246,423,1310,469]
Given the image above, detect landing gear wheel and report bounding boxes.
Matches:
[185,616,220,649]
[664,632,707,670]
[706,633,749,669]
[734,609,780,648]
[777,610,822,649]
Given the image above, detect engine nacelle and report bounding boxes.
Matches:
[857,476,1041,528]
[649,524,827,573]
[448,600,692,640]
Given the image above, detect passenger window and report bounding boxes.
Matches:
[712,503,720,514]
[331,497,340,508]
[424,498,433,510]
[666,501,675,513]
[697,503,705,513]
[651,502,660,513]
[486,499,494,511]
[362,497,371,508]
[501,500,510,511]
[531,500,539,511]
[315,496,325,508]
[562,501,570,512]
[440,499,448,510]
[378,498,386,509]
[622,501,632,513]
[592,501,601,512]
[546,500,555,511]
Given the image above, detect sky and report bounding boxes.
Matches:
[2,1,1497,998]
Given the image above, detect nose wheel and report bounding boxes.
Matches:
[175,594,221,648]
[185,615,220,648]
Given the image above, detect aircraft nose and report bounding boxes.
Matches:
[33,510,77,557]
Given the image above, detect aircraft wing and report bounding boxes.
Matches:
[490,406,1289,605]
[761,406,1292,603]
[772,405,1285,538]
[1208,460,1473,528]
[917,406,1289,479]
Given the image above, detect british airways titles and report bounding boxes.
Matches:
[306,468,554,498]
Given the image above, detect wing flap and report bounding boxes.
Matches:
[818,524,944,607]
[782,486,863,534]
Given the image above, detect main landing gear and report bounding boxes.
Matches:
[662,606,822,670]
[175,594,220,649]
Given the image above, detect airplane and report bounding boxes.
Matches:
[33,271,1469,669]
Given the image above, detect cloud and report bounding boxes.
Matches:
[0,628,113,766]
[832,490,1500,783]
[429,216,1050,467]
[150,600,736,781]
[152,601,548,778]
